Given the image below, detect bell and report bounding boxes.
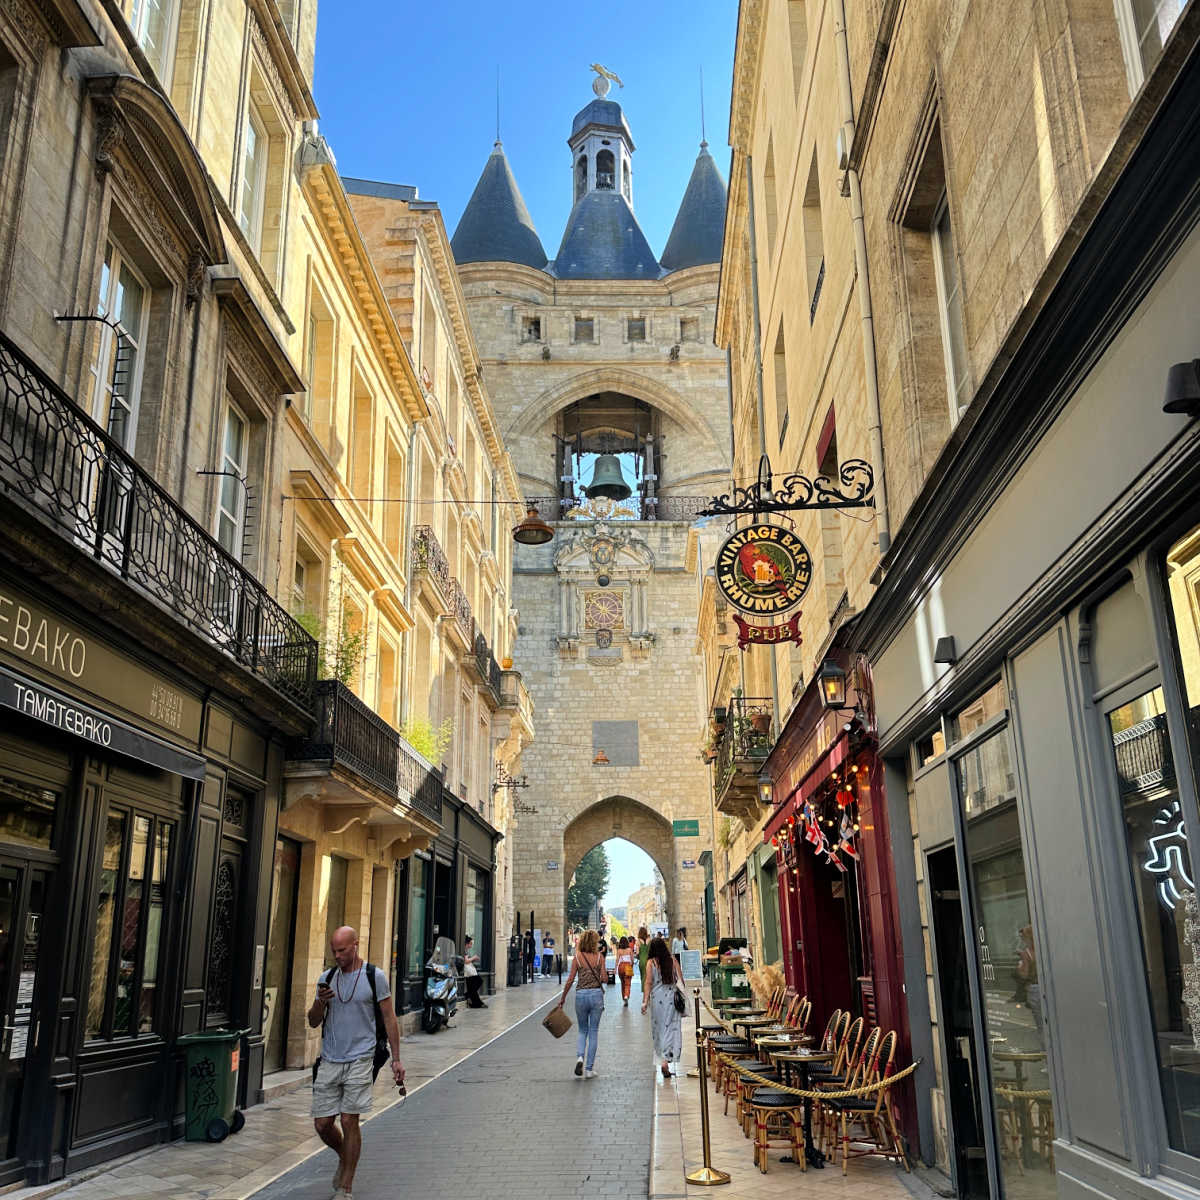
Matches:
[584,454,632,501]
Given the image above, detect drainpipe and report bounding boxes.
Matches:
[744,155,782,732]
[833,0,891,556]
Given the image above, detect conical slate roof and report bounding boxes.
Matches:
[551,191,660,280]
[659,143,727,272]
[450,142,548,270]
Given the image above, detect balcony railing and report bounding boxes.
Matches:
[715,697,774,799]
[473,630,503,701]
[298,679,443,825]
[0,330,316,706]
[1113,713,1175,795]
[446,576,473,641]
[412,525,451,591]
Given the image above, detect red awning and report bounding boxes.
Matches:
[763,729,851,842]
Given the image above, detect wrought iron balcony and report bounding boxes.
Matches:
[412,524,451,592]
[0,330,316,706]
[296,679,443,826]
[713,697,773,822]
[446,576,473,643]
[472,630,503,705]
[1113,713,1175,795]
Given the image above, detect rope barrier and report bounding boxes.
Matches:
[714,1052,922,1101]
[995,1087,1053,1100]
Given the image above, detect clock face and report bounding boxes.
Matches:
[585,591,624,630]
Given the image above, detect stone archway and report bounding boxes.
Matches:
[562,796,676,933]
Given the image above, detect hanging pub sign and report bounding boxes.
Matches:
[714,523,813,615]
[733,612,803,649]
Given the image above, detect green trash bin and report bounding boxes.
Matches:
[178,1028,249,1142]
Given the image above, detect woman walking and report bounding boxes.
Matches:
[636,926,651,993]
[642,935,684,1079]
[615,936,636,1006]
[556,929,606,1078]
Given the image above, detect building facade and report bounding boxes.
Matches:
[449,79,731,945]
[717,2,1200,1200]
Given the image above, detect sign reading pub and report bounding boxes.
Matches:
[715,522,812,649]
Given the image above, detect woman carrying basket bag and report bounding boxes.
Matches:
[555,929,607,1078]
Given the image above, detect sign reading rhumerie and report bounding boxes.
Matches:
[714,523,812,616]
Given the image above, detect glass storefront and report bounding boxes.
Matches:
[465,865,487,960]
[407,856,429,978]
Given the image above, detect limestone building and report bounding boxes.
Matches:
[450,76,732,942]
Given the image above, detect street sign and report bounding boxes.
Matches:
[546,861,559,871]
[672,819,700,837]
[682,859,697,869]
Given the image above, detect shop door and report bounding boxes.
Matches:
[929,845,989,1200]
[759,861,780,963]
[0,859,51,1170]
[262,838,300,1074]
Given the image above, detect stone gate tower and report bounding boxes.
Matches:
[452,76,730,942]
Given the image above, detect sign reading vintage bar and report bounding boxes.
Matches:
[714,521,811,649]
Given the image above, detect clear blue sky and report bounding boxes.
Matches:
[312,2,737,257]
[601,838,658,911]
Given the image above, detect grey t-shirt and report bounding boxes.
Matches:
[318,964,389,1063]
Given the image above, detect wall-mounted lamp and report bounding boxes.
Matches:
[757,774,773,807]
[593,748,610,765]
[818,659,847,710]
[933,636,957,666]
[1164,360,1200,416]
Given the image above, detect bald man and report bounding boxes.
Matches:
[308,926,404,1200]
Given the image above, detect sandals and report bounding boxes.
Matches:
[661,1063,672,1079]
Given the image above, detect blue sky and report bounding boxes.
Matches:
[312,1,737,257]
[602,838,658,912]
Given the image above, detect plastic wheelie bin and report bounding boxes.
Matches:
[179,1028,249,1142]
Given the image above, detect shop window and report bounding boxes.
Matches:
[406,856,429,976]
[1116,0,1185,93]
[626,317,646,343]
[0,773,57,849]
[574,316,594,343]
[950,678,1007,742]
[89,241,150,451]
[86,809,173,1039]
[520,315,541,343]
[130,0,179,87]
[915,726,946,768]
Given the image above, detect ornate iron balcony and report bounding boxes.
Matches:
[0,330,316,706]
[412,525,451,591]
[446,576,473,642]
[713,697,773,821]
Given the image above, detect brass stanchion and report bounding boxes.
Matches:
[686,987,731,1186]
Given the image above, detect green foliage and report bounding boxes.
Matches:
[293,609,365,685]
[401,716,453,765]
[567,845,611,924]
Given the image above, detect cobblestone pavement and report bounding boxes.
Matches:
[252,976,657,1200]
[14,977,563,1200]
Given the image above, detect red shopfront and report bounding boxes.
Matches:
[761,661,914,1139]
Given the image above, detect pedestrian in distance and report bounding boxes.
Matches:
[307,926,405,1200]
[463,935,486,1008]
[615,936,636,1006]
[637,926,651,993]
[670,927,688,973]
[542,929,556,976]
[642,935,684,1079]
[556,928,607,1078]
[523,928,535,982]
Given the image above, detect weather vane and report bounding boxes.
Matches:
[589,63,624,99]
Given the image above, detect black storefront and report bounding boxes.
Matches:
[392,788,500,1014]
[0,337,316,1184]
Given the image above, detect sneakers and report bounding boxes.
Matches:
[585,1069,599,1079]
[575,1057,584,1076]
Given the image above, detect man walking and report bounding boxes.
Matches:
[308,926,404,1200]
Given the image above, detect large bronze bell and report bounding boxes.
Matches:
[584,453,632,500]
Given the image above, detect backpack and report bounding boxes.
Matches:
[311,962,391,1083]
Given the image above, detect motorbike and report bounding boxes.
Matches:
[422,936,459,1033]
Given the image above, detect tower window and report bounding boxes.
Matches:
[626,317,646,343]
[575,155,588,202]
[680,316,699,342]
[521,316,542,343]
[574,317,594,343]
[596,149,615,190]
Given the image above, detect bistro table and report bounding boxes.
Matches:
[733,1014,779,1038]
[769,1048,836,1168]
[755,1032,814,1061]
[993,1049,1050,1169]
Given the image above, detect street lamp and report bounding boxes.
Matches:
[757,773,773,807]
[512,505,554,546]
[818,659,847,709]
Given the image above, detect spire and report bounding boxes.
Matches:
[450,141,547,270]
[659,142,727,273]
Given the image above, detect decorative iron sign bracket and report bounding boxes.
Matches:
[699,455,874,518]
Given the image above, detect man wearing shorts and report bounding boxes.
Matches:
[308,926,404,1200]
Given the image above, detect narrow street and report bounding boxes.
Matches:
[251,981,656,1200]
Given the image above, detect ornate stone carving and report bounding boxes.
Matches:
[250,16,295,118]
[186,250,206,307]
[93,104,124,181]
[0,0,49,52]
[224,319,280,406]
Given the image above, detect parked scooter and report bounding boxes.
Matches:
[422,936,459,1033]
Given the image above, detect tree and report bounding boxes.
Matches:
[567,845,611,925]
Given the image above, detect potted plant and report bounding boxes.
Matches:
[750,710,772,735]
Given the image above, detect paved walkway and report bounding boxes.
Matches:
[251,976,658,1200]
[14,976,563,1200]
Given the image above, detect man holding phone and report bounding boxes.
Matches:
[307,926,405,1200]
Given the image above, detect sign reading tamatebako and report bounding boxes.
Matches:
[714,523,812,616]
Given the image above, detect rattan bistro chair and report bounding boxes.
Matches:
[820,1029,910,1175]
[817,1025,881,1151]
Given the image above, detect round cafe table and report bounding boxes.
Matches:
[768,1048,836,1168]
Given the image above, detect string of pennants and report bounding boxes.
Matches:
[770,763,864,877]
